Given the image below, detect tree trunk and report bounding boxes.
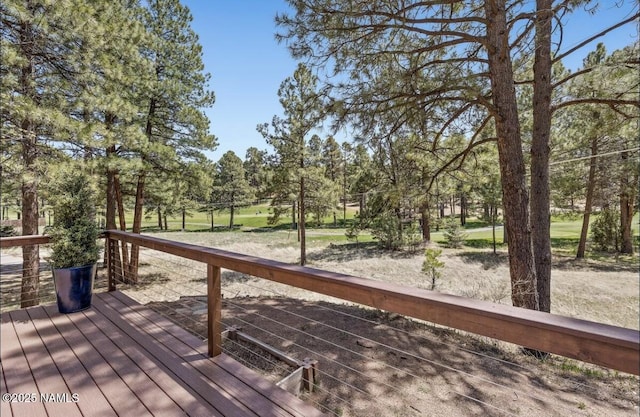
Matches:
[163,214,168,230]
[129,171,146,282]
[130,93,156,280]
[158,207,163,230]
[503,220,509,244]
[530,0,553,313]
[486,0,538,310]
[492,204,497,255]
[229,204,235,230]
[114,174,130,277]
[300,174,307,266]
[105,143,123,283]
[19,18,39,308]
[292,200,297,233]
[619,149,634,254]
[421,202,431,242]
[577,138,598,258]
[343,169,347,223]
[210,210,214,231]
[20,123,39,308]
[182,206,186,231]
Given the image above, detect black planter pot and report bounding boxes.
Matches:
[52,263,97,314]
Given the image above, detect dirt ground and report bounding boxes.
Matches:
[115,231,640,417]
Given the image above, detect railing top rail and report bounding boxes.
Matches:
[104,229,640,375]
[0,235,50,248]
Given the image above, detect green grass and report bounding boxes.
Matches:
[123,203,361,232]
[115,201,360,231]
[440,212,639,260]
[106,202,639,258]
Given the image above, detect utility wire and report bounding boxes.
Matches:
[549,147,640,166]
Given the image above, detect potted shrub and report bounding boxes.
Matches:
[47,168,100,314]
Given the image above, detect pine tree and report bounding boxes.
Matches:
[276,0,639,311]
[212,151,255,229]
[1,0,105,306]
[243,147,270,201]
[258,63,325,265]
[126,0,216,276]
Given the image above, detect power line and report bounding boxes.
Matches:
[549,147,640,166]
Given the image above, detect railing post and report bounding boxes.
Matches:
[107,236,117,292]
[207,264,222,357]
[302,358,319,392]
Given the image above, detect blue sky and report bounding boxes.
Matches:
[181,1,638,162]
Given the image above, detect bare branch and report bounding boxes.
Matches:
[553,12,640,64]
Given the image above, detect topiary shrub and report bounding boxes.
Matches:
[47,168,100,269]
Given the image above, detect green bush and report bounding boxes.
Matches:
[422,248,444,290]
[402,222,422,251]
[370,211,403,250]
[443,217,468,248]
[591,208,620,252]
[47,168,100,269]
[370,212,421,250]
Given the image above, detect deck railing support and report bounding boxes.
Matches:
[302,358,319,392]
[207,264,222,357]
[107,237,118,292]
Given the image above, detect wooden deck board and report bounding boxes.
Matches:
[1,312,48,417]
[0,292,326,417]
[90,295,243,417]
[8,309,82,417]
[24,306,116,417]
[42,305,151,416]
[62,305,187,416]
[1,361,13,417]
[110,291,326,417]
[103,292,293,417]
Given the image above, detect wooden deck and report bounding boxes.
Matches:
[0,291,326,417]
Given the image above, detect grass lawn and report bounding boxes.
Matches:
[126,203,638,248]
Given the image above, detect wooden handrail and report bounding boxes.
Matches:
[103,230,640,376]
[0,235,50,248]
[0,233,106,249]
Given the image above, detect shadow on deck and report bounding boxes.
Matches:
[0,291,325,417]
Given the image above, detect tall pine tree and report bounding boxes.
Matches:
[258,64,325,265]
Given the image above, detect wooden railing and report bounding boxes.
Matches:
[0,234,51,248]
[2,232,638,375]
[0,234,109,310]
[102,230,640,376]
